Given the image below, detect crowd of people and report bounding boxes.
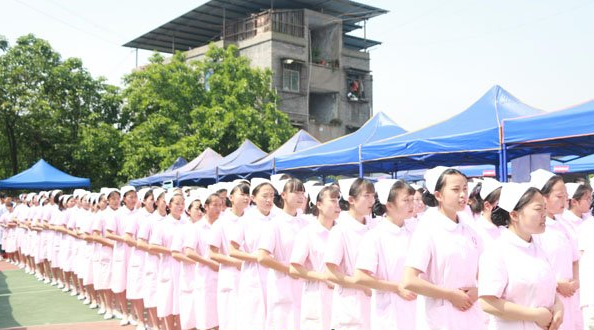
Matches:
[0,167,592,330]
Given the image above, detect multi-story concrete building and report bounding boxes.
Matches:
[124,0,386,142]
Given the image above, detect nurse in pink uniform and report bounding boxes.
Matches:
[324,178,377,330]
[185,193,223,330]
[403,167,485,330]
[530,169,580,330]
[106,186,138,326]
[468,178,503,245]
[81,194,99,307]
[289,184,340,330]
[92,190,117,319]
[578,189,594,330]
[124,188,154,330]
[354,180,417,330]
[149,191,184,330]
[209,182,250,330]
[229,179,276,330]
[258,178,309,330]
[172,193,203,330]
[479,183,564,330]
[138,188,166,330]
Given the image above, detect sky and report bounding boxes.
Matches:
[2,0,593,132]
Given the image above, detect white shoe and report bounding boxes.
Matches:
[129,318,138,326]
[119,317,130,326]
[77,294,85,300]
[83,298,91,305]
[57,283,65,289]
[97,307,106,315]
[25,266,31,272]
[70,290,78,296]
[43,278,51,284]
[89,303,98,309]
[50,280,57,286]
[104,313,114,320]
[61,286,70,292]
[135,325,145,330]
[114,311,123,319]
[37,276,44,281]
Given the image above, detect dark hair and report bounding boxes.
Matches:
[141,190,153,207]
[186,200,205,214]
[491,187,542,227]
[53,192,63,205]
[311,185,341,217]
[540,175,564,197]
[469,183,502,215]
[422,169,467,207]
[252,182,274,197]
[339,178,375,211]
[569,183,593,210]
[204,193,221,206]
[275,178,305,208]
[375,181,415,216]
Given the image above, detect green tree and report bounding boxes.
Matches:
[121,44,295,180]
[0,34,123,186]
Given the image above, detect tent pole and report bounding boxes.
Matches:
[358,145,363,178]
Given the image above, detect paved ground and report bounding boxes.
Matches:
[0,260,122,330]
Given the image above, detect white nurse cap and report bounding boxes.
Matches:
[480,178,502,200]
[374,179,398,205]
[498,183,531,212]
[164,190,182,205]
[185,190,203,211]
[566,182,583,199]
[530,169,556,190]
[119,186,136,197]
[338,178,358,200]
[304,183,324,202]
[152,188,166,200]
[424,166,451,194]
[137,188,152,202]
[250,178,271,195]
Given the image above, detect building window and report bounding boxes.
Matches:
[282,62,300,92]
[347,74,366,101]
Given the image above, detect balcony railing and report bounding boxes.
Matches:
[223,10,304,42]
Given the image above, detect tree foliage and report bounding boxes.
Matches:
[120,44,296,179]
[0,34,124,188]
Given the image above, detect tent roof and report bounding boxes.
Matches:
[275,112,406,174]
[360,85,544,171]
[129,148,223,186]
[178,140,266,183]
[217,129,319,178]
[503,100,594,159]
[164,157,188,172]
[0,159,90,189]
[123,0,387,53]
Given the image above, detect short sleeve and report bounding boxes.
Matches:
[404,226,433,273]
[105,211,117,233]
[323,227,344,267]
[290,227,310,266]
[258,223,276,254]
[183,225,199,251]
[228,218,245,246]
[137,219,151,241]
[578,222,593,252]
[355,231,379,275]
[208,220,223,248]
[91,215,101,233]
[149,221,163,246]
[170,225,185,252]
[67,212,77,230]
[124,216,137,235]
[478,247,508,298]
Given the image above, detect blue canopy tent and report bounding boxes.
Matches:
[0,159,90,189]
[502,100,594,178]
[130,148,223,187]
[130,156,192,186]
[217,130,320,180]
[360,85,543,180]
[178,140,266,185]
[275,112,407,176]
